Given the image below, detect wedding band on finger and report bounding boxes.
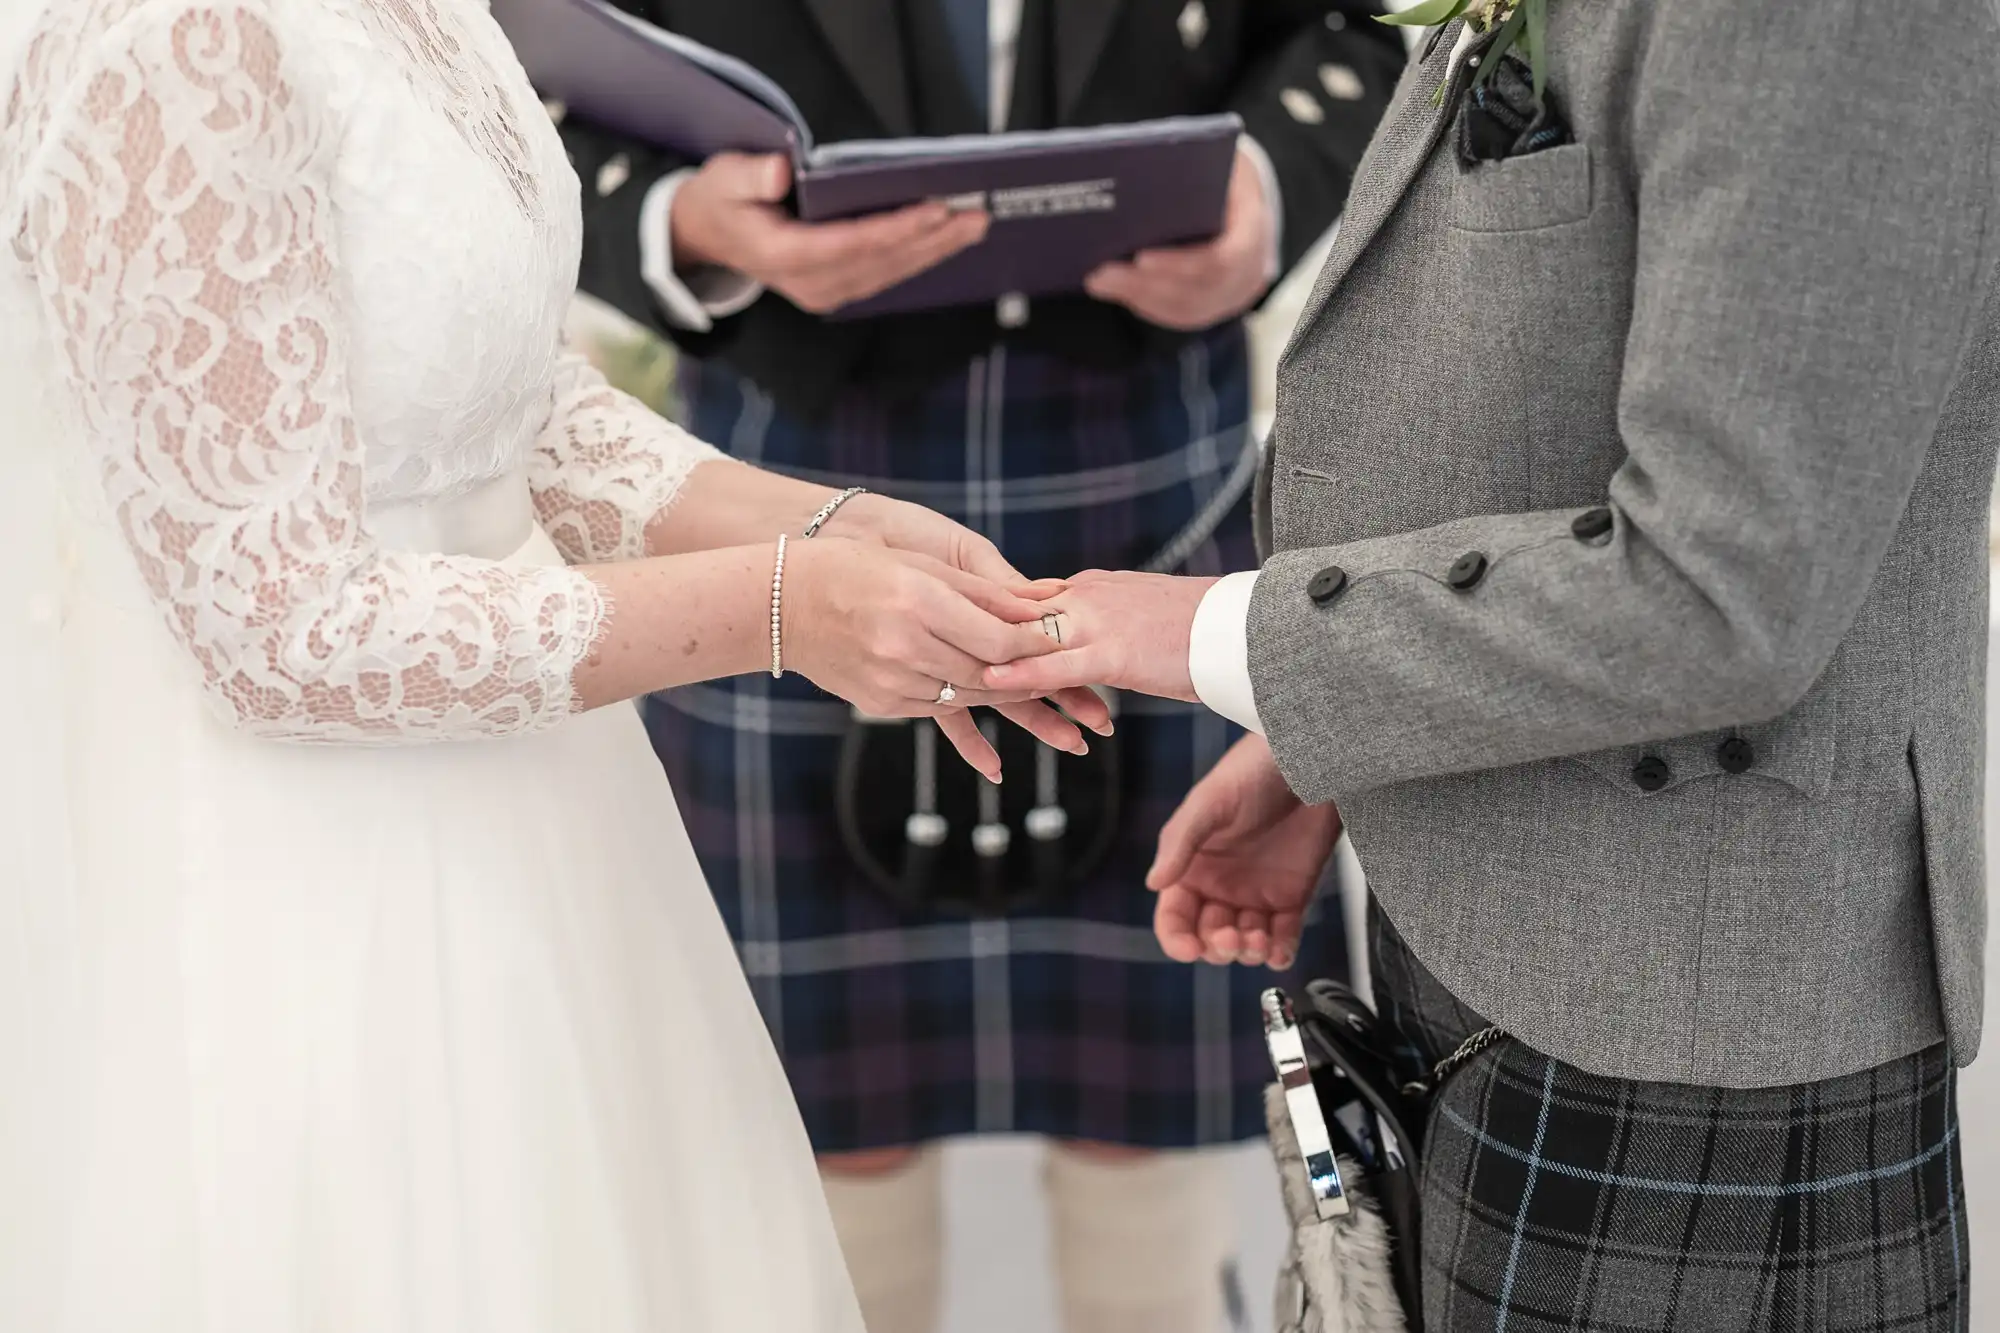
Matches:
[1040,612,1067,644]
[934,682,958,705]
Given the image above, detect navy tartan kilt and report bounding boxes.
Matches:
[643,325,1344,1153]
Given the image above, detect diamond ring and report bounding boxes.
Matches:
[935,683,958,705]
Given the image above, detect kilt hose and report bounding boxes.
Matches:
[1372,911,1968,1332]
[644,325,1347,1154]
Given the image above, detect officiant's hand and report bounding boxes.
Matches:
[1147,735,1340,970]
[672,154,989,315]
[978,569,1214,703]
[1083,146,1276,331]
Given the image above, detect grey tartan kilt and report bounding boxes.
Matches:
[1372,912,1968,1333]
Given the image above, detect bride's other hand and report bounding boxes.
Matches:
[803,494,1113,758]
[784,543,1104,779]
[823,491,1070,602]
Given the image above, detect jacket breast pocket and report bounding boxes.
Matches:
[1448,143,1594,234]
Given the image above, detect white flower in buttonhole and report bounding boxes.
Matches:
[1378,0,1558,109]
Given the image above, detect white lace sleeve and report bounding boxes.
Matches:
[529,347,725,564]
[11,0,606,744]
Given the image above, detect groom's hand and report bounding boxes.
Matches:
[981,570,1216,702]
[1148,735,1340,970]
[671,154,989,315]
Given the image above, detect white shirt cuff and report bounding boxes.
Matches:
[1236,136,1285,285]
[1188,569,1264,735]
[638,170,765,332]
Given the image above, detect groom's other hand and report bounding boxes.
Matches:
[1083,146,1277,331]
[671,154,989,315]
[1148,735,1340,970]
[981,570,1216,701]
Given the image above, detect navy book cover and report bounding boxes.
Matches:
[489,0,1241,317]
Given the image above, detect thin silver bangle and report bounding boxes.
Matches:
[802,486,868,539]
[769,533,788,678]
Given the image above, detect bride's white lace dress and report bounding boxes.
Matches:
[0,1,864,1328]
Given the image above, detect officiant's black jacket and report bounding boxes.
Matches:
[554,0,1402,415]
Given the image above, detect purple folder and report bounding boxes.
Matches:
[488,0,1242,317]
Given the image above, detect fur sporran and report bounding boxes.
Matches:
[1262,982,1440,1333]
[1265,1094,1408,1333]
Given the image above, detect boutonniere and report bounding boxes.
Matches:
[1378,0,1554,109]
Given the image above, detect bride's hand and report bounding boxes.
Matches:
[810,495,1113,759]
[826,492,1068,599]
[784,541,1110,780]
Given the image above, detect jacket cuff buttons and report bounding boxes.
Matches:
[1308,566,1349,604]
[1446,551,1489,591]
[1631,755,1672,792]
[1571,506,1614,543]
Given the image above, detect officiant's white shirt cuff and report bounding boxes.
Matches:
[640,170,765,332]
[1189,570,1264,735]
[1237,136,1284,285]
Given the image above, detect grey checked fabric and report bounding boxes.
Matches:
[1252,0,2000,1086]
[1374,914,1969,1332]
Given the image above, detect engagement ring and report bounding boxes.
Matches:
[934,683,958,705]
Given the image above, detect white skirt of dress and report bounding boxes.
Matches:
[0,518,864,1333]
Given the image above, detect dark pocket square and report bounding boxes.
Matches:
[1455,41,1572,166]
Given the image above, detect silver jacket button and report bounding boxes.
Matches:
[1280,88,1325,125]
[1319,63,1366,101]
[595,153,630,196]
[1177,0,1208,49]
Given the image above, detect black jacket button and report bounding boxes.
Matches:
[1717,737,1755,774]
[1307,566,1349,605]
[1446,551,1488,591]
[1571,507,1614,542]
[1631,756,1672,792]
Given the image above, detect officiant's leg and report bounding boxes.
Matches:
[1372,912,1968,1333]
[820,1147,945,1333]
[1045,1141,1232,1333]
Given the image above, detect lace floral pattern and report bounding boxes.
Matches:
[348,0,542,219]
[530,349,724,563]
[0,0,634,742]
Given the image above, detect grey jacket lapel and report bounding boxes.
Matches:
[801,0,916,136]
[1253,434,1276,560]
[1282,23,1467,361]
[1055,0,1125,119]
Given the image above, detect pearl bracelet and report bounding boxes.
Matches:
[769,533,788,679]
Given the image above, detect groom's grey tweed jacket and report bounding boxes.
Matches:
[1251,0,2000,1087]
